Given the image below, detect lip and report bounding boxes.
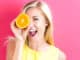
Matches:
[29,29,37,36]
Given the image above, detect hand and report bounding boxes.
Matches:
[10,19,30,42]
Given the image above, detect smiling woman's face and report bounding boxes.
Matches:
[26,7,48,40]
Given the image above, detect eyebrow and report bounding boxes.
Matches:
[32,16,38,18]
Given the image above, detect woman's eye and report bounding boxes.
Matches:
[34,18,39,21]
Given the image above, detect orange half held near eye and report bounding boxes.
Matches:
[16,13,30,29]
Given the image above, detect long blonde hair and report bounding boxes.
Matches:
[23,0,54,45]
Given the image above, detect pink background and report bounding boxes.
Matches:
[0,0,80,60]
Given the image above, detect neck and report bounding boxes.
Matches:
[28,37,48,51]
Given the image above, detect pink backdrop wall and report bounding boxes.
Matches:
[0,0,80,60]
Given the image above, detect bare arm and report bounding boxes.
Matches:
[6,38,16,60]
[6,38,25,60]
[6,19,30,60]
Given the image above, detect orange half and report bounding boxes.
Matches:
[16,13,30,29]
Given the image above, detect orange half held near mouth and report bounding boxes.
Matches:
[16,13,30,29]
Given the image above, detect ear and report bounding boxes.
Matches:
[45,19,48,27]
[45,23,48,27]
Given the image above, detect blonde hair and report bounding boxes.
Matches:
[23,0,54,45]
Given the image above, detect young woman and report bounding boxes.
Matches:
[7,0,66,60]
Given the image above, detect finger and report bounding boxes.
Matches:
[11,19,18,31]
[10,19,23,40]
[22,26,30,40]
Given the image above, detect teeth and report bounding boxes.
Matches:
[29,29,37,36]
[29,30,35,32]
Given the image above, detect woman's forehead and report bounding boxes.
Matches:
[26,7,43,16]
[26,7,48,22]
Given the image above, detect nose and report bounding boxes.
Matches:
[29,20,34,28]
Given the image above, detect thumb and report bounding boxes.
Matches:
[22,27,30,41]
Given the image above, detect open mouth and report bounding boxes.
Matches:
[29,29,37,36]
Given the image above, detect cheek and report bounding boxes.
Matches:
[38,20,45,26]
[36,22,45,28]
[36,22,46,32]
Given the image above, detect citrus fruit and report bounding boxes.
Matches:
[16,13,30,29]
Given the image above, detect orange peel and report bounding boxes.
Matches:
[16,13,30,29]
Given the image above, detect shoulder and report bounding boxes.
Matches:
[56,47,66,60]
[50,46,66,60]
[58,49,66,60]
